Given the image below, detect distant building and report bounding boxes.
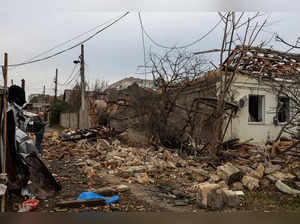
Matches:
[63,89,74,104]
[63,89,106,105]
[27,94,53,114]
[107,77,156,90]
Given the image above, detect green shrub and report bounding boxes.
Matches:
[49,100,69,126]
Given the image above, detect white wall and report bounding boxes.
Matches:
[224,74,286,144]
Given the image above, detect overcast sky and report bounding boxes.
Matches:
[1,1,300,98]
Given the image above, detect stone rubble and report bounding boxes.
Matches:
[39,131,300,211]
[241,176,260,191]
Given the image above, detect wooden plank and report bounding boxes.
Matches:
[91,184,129,196]
[56,198,106,208]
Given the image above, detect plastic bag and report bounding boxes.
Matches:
[18,199,39,212]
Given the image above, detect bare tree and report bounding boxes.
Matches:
[91,79,108,98]
[193,12,269,159]
[276,35,300,52]
[148,49,215,152]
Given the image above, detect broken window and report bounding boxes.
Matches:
[248,95,264,122]
[277,97,290,123]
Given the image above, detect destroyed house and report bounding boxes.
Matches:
[221,46,300,143]
[107,77,156,90]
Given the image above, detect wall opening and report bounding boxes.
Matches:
[248,95,264,122]
[277,96,290,123]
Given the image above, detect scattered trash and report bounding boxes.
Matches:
[0,184,7,196]
[18,199,39,212]
[21,187,36,199]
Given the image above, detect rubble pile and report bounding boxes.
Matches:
[35,131,300,212]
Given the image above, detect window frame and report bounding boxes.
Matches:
[248,94,265,124]
[277,96,290,125]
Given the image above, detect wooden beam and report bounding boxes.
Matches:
[56,198,106,208]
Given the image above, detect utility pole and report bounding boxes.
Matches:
[11,79,13,86]
[80,44,85,110]
[54,69,58,100]
[43,85,46,95]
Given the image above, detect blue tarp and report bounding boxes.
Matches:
[77,192,119,205]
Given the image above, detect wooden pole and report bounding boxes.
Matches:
[54,69,58,100]
[80,44,85,110]
[1,53,8,212]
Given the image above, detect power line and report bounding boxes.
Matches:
[63,70,81,86]
[138,12,147,84]
[22,14,125,63]
[57,63,79,86]
[6,11,130,67]
[138,12,222,49]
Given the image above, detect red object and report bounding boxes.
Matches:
[18,199,39,212]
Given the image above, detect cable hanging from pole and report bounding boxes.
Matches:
[138,12,148,84]
[138,12,222,49]
[57,63,79,86]
[59,70,80,87]
[6,11,130,67]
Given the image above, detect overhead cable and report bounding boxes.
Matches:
[23,14,125,63]
[62,70,80,86]
[138,12,148,83]
[138,12,222,49]
[57,63,79,86]
[7,11,130,67]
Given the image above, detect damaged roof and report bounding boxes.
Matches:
[223,45,300,79]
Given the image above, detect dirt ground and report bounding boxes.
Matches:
[5,130,300,212]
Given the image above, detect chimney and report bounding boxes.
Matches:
[21,79,25,90]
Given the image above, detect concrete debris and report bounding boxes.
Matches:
[275,180,300,195]
[266,171,295,182]
[239,166,261,179]
[291,167,300,180]
[242,176,259,190]
[208,174,221,183]
[124,166,145,174]
[196,182,243,210]
[196,182,220,208]
[264,164,282,175]
[206,188,224,210]
[260,178,271,188]
[216,163,242,184]
[135,173,154,184]
[187,167,209,182]
[234,191,244,196]
[218,181,229,189]
[232,182,244,191]
[222,189,241,207]
[295,182,300,188]
[112,139,120,146]
[90,184,130,196]
[256,163,265,178]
